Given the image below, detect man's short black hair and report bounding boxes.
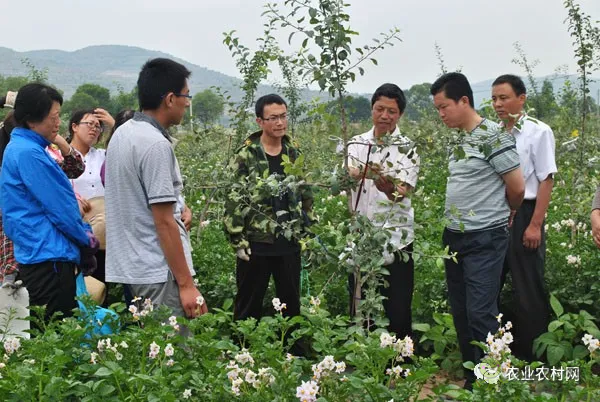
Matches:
[492,74,527,96]
[430,72,474,108]
[371,83,407,113]
[13,83,63,128]
[255,94,287,118]
[137,58,191,110]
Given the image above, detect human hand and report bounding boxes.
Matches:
[591,210,600,249]
[52,135,71,156]
[78,198,91,215]
[523,223,542,249]
[508,210,517,228]
[236,247,251,261]
[181,205,192,232]
[93,108,115,129]
[178,285,207,318]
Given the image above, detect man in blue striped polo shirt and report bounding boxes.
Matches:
[430,72,525,389]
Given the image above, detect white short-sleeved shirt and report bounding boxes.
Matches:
[104,116,194,284]
[72,147,106,199]
[508,116,557,200]
[348,127,420,249]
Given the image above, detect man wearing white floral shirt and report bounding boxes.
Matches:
[348,83,420,338]
[492,74,557,361]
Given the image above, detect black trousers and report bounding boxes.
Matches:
[443,226,508,383]
[500,199,550,361]
[233,252,301,321]
[348,243,415,338]
[18,261,78,323]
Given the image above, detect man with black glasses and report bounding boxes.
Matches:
[224,94,313,322]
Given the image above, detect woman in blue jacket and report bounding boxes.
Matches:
[0,83,95,323]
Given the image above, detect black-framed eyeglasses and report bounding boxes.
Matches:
[79,121,104,133]
[173,93,192,99]
[261,113,288,122]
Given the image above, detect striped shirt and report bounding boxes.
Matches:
[104,113,194,284]
[445,119,520,231]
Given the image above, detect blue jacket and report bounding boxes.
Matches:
[0,127,91,264]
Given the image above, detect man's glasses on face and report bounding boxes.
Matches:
[261,113,288,123]
[79,121,104,133]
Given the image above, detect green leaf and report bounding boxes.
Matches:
[572,344,589,360]
[550,294,564,317]
[548,320,564,332]
[547,345,564,366]
[435,258,445,269]
[370,58,378,65]
[463,361,475,370]
[412,323,431,333]
[94,367,113,377]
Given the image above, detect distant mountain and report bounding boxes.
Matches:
[0,45,324,101]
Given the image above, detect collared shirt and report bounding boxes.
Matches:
[445,119,520,232]
[105,113,194,285]
[506,115,557,200]
[0,127,91,264]
[348,126,420,249]
[72,147,106,199]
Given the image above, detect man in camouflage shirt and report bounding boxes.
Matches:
[224,94,313,321]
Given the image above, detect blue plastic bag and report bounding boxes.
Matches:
[75,272,118,336]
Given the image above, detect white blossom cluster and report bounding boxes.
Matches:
[565,255,582,266]
[379,332,415,361]
[226,349,275,396]
[311,355,346,380]
[582,334,599,354]
[309,296,321,314]
[295,380,319,402]
[272,298,287,312]
[3,337,21,356]
[128,297,154,320]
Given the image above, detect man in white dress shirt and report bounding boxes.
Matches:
[347,83,420,338]
[492,74,557,361]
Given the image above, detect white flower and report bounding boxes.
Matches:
[566,255,581,266]
[200,220,211,228]
[486,332,495,345]
[196,295,205,306]
[588,339,599,353]
[182,389,192,399]
[128,305,138,314]
[286,353,295,361]
[231,378,243,395]
[394,336,414,358]
[3,337,21,355]
[164,343,175,357]
[582,334,594,345]
[148,341,160,359]
[0,363,5,369]
[119,341,129,349]
[380,332,397,348]
[235,349,255,366]
[90,352,98,364]
[272,298,287,312]
[24,359,35,365]
[131,296,142,303]
[501,332,514,345]
[496,313,504,323]
[296,380,319,402]
[335,361,346,373]
[166,359,175,367]
[504,321,513,330]
[115,352,123,361]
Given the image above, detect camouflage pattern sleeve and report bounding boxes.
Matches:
[223,150,251,249]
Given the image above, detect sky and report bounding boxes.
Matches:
[2,0,599,94]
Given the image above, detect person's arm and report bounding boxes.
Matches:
[53,136,86,179]
[502,167,525,210]
[523,176,553,249]
[591,186,600,248]
[22,150,90,246]
[152,202,206,317]
[181,203,192,232]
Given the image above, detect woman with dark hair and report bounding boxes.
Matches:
[0,93,86,288]
[67,108,114,287]
[0,83,97,322]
